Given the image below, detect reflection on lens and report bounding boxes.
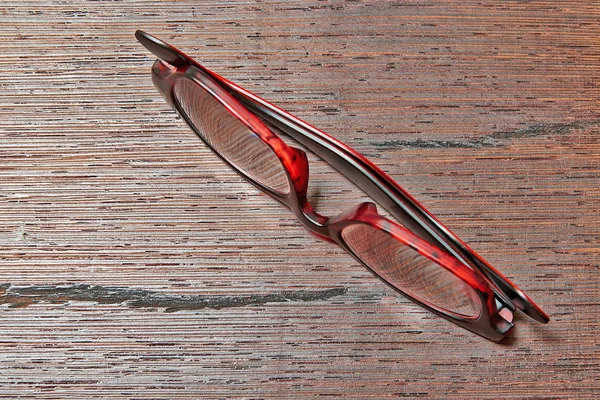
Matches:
[174,78,289,194]
[342,223,481,317]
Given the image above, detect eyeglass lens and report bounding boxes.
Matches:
[342,223,482,317]
[174,78,290,195]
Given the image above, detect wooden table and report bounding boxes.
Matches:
[1,1,598,398]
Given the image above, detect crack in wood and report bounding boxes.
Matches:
[0,283,347,312]
[370,120,599,149]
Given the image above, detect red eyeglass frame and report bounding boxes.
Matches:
[135,30,549,341]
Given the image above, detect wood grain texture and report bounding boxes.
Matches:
[0,0,598,398]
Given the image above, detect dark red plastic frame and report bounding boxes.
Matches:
[136,30,549,341]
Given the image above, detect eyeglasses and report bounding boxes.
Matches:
[135,30,549,341]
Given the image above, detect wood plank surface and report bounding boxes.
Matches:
[1,0,599,398]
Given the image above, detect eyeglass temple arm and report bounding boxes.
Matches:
[134,30,548,324]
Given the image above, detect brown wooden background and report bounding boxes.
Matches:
[1,1,599,398]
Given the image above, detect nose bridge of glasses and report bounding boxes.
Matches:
[284,146,333,238]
